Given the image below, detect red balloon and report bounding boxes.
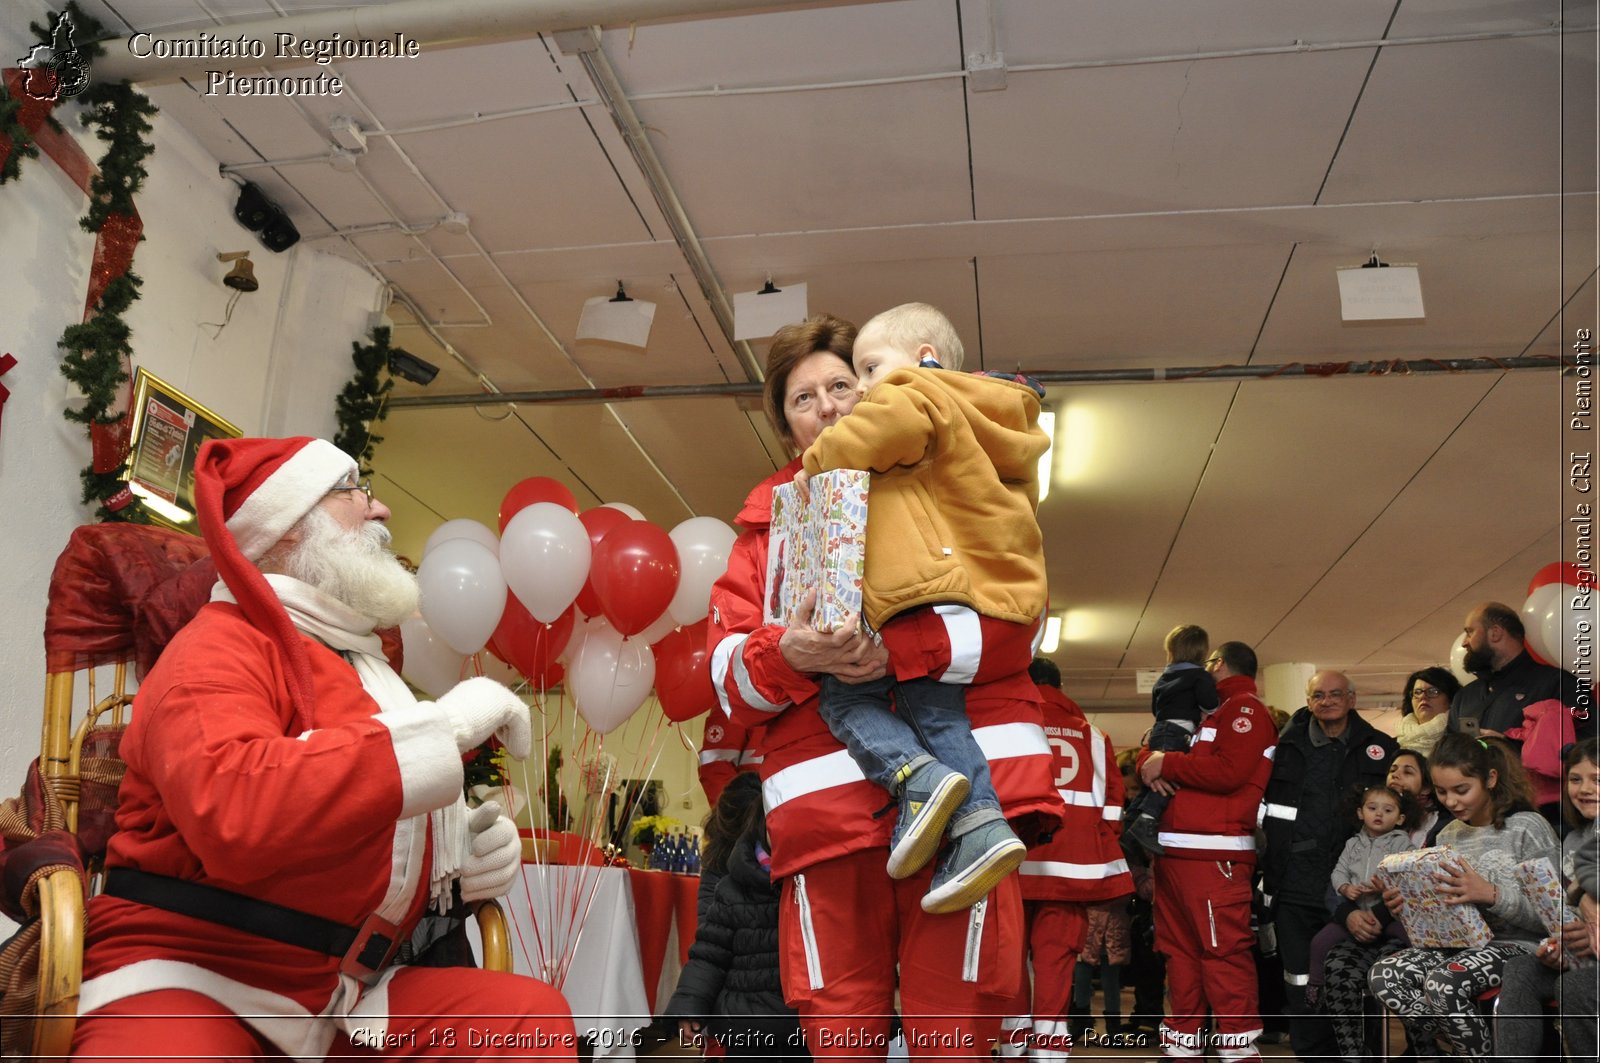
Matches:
[653,620,716,722]
[590,520,682,637]
[1528,562,1595,595]
[574,507,633,618]
[498,477,579,532]
[487,597,574,688]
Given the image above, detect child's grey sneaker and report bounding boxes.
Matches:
[920,818,1026,913]
[886,760,970,879]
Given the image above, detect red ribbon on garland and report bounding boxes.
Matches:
[0,352,16,440]
[1,68,144,507]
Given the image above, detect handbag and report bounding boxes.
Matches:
[1518,698,1575,780]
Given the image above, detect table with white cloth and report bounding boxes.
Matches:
[476,864,698,1060]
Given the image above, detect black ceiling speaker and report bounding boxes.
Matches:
[233,181,300,253]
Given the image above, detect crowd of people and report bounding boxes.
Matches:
[675,309,1599,1062]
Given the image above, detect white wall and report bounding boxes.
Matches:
[0,14,383,937]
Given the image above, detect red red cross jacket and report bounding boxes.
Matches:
[1137,673,1275,864]
[1018,686,1133,902]
[707,459,1064,879]
[698,712,763,806]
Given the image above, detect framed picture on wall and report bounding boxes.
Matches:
[123,367,241,532]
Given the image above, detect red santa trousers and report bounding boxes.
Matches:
[1152,858,1262,1061]
[777,846,1022,1060]
[70,968,576,1061]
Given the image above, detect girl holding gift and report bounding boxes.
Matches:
[1496,737,1599,1061]
[1366,734,1559,1057]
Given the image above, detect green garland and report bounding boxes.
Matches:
[0,6,160,521]
[333,327,399,476]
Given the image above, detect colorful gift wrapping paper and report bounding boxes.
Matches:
[1378,846,1494,949]
[1512,857,1572,937]
[764,469,868,634]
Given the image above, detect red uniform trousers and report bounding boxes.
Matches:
[1152,857,1262,1061]
[70,968,576,1061]
[778,846,1022,1061]
[999,900,1087,1061]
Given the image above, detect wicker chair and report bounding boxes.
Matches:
[2,523,508,1060]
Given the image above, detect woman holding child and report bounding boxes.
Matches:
[707,310,1061,1059]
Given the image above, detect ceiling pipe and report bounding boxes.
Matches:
[94,0,892,84]
[384,353,1576,410]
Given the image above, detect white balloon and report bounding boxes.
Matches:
[666,516,738,626]
[1522,583,1563,663]
[500,502,591,623]
[1557,581,1597,676]
[569,617,656,734]
[1448,638,1473,686]
[418,539,508,655]
[601,501,646,521]
[475,650,522,689]
[400,615,468,698]
[636,608,678,647]
[423,518,500,559]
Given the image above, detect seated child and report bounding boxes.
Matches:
[799,302,1049,914]
[1306,784,1415,1007]
[1122,624,1218,858]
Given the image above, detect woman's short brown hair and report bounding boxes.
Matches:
[763,313,856,449]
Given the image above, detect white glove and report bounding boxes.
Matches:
[434,676,532,759]
[461,801,521,902]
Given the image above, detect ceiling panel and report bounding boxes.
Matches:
[968,50,1375,218]
[978,243,1293,368]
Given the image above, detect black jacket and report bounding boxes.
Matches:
[663,835,793,1030]
[1448,650,1591,740]
[1151,665,1219,729]
[1260,707,1398,910]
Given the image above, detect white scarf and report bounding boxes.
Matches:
[210,576,468,913]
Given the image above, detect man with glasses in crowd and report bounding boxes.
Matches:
[1259,670,1397,1062]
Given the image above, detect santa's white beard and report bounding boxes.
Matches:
[284,508,420,628]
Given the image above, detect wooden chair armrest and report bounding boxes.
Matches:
[471,898,511,973]
[33,866,86,1059]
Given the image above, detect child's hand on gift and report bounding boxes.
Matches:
[792,469,810,504]
[1436,858,1496,906]
[1561,915,1595,961]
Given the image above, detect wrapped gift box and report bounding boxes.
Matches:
[1377,846,1494,949]
[1513,857,1572,937]
[764,469,868,634]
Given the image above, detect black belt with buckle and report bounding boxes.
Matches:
[103,868,403,982]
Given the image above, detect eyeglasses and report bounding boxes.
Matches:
[1204,656,1222,669]
[1309,690,1351,702]
[1411,686,1445,700]
[328,479,373,502]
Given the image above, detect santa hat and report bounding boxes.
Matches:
[194,436,357,731]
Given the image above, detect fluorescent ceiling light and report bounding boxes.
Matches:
[1039,614,1062,654]
[1036,409,1055,503]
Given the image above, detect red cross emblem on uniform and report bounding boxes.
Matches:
[1367,744,1386,760]
[1232,716,1251,733]
[707,724,724,744]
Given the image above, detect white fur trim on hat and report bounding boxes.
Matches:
[227,439,356,561]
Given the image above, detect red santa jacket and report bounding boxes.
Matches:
[707,459,1064,878]
[1138,672,1275,864]
[79,602,464,1054]
[1018,686,1133,902]
[698,711,764,806]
